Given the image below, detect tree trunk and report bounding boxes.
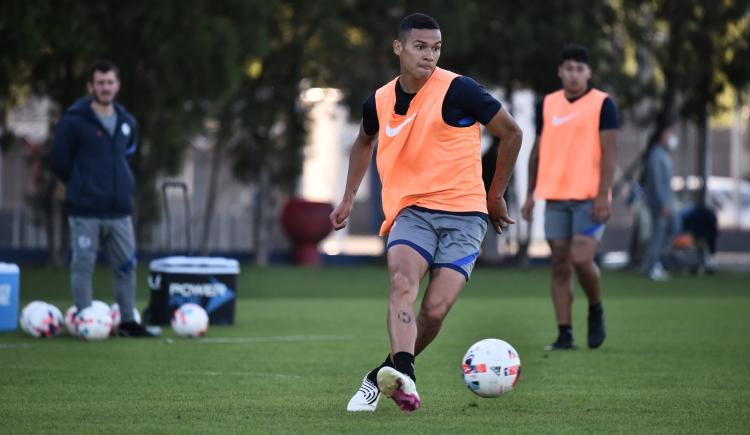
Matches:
[696,104,710,206]
[200,141,222,255]
[253,165,271,266]
[45,179,64,266]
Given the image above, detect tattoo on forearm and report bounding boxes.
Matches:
[398,311,412,324]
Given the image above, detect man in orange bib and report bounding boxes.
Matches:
[331,13,522,413]
[522,45,619,351]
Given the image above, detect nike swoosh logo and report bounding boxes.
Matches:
[385,113,417,138]
[551,113,576,126]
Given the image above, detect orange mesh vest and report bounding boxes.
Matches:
[374,67,486,236]
[536,89,608,200]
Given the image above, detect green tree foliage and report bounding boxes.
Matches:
[0,2,49,150]
[325,1,629,113]
[0,1,271,252]
[620,0,750,122]
[618,0,750,202]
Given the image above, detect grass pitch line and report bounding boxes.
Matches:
[201,371,303,378]
[196,335,353,344]
[0,343,32,349]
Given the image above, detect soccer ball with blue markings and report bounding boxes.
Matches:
[461,338,521,398]
[20,301,63,338]
[171,303,209,338]
[64,300,111,337]
[76,306,112,341]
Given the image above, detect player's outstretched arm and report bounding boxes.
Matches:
[330,123,376,230]
[484,107,523,234]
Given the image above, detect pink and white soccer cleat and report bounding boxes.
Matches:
[376,367,420,413]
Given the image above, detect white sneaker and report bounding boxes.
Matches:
[648,263,670,281]
[346,374,380,412]
[376,367,421,412]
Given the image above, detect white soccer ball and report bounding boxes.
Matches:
[461,338,522,398]
[20,300,47,324]
[171,303,209,338]
[110,303,142,330]
[20,301,63,338]
[76,306,112,341]
[91,300,111,317]
[65,301,111,337]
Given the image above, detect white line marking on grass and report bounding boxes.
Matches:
[197,335,353,344]
[202,371,302,379]
[0,343,32,349]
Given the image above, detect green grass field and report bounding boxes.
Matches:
[1,265,749,434]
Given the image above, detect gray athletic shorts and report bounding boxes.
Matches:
[386,206,488,281]
[544,200,605,241]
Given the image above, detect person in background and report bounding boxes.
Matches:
[52,60,156,337]
[680,202,718,275]
[522,44,618,351]
[642,122,680,281]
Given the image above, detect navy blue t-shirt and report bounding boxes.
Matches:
[535,89,619,135]
[362,76,502,136]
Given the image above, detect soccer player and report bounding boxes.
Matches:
[521,45,619,351]
[331,13,522,412]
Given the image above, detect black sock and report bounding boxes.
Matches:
[366,355,394,385]
[558,324,572,340]
[393,352,416,382]
[589,303,603,314]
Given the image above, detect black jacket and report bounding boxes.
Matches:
[52,97,138,218]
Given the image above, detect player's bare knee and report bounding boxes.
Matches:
[571,237,595,266]
[390,271,419,296]
[572,257,593,270]
[571,249,594,268]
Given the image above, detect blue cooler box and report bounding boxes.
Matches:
[147,256,239,325]
[0,263,20,332]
